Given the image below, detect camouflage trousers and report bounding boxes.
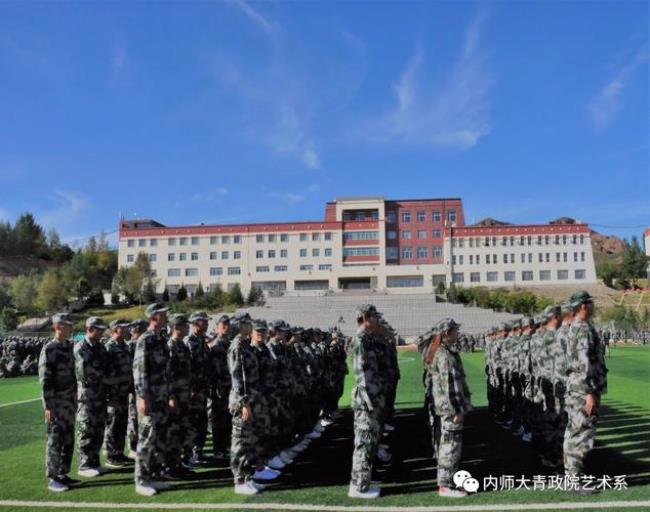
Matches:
[256,397,278,461]
[563,393,600,475]
[167,402,191,470]
[45,399,76,478]
[230,411,259,483]
[135,405,168,485]
[104,397,129,459]
[384,378,399,424]
[187,392,208,458]
[208,392,232,455]
[77,399,107,469]
[350,406,383,492]
[434,414,464,487]
[127,393,138,452]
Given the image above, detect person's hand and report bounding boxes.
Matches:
[137,397,149,416]
[168,398,177,410]
[584,394,596,416]
[242,404,252,422]
[44,409,53,423]
[452,414,463,424]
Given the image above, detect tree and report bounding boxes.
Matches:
[205,284,225,309]
[162,287,170,302]
[195,282,205,299]
[9,273,40,315]
[112,252,158,305]
[36,268,70,313]
[621,237,649,287]
[76,277,92,299]
[597,260,620,288]
[13,213,47,256]
[0,285,11,311]
[227,283,244,306]
[111,291,120,305]
[0,308,18,331]
[176,285,188,302]
[246,286,262,305]
[86,288,105,307]
[143,281,157,303]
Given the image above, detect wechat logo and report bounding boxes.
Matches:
[453,470,480,493]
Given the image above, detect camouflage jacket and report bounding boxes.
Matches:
[252,342,277,405]
[133,329,169,406]
[74,336,108,403]
[184,332,208,395]
[566,317,607,397]
[350,328,385,412]
[167,336,191,404]
[38,338,76,410]
[529,331,544,379]
[227,335,260,412]
[552,323,571,385]
[105,338,133,402]
[267,338,293,397]
[537,328,558,382]
[517,334,532,378]
[287,343,309,398]
[428,343,472,416]
[207,335,231,401]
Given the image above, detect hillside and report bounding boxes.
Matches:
[0,256,57,284]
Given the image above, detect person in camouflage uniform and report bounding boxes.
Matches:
[133,303,171,496]
[184,311,210,465]
[126,319,147,459]
[518,317,536,442]
[417,326,439,455]
[563,291,607,492]
[39,313,79,492]
[75,316,109,477]
[381,319,400,430]
[207,314,233,460]
[322,327,348,422]
[104,319,133,467]
[348,304,384,499]
[166,314,192,476]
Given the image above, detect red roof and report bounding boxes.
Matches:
[445,223,590,236]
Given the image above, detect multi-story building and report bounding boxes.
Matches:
[117,196,597,295]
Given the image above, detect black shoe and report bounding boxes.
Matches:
[58,475,81,486]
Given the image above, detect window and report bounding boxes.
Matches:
[563,252,568,262]
[234,251,241,259]
[470,255,474,265]
[300,249,307,257]
[256,234,264,243]
[528,253,533,263]
[168,253,176,261]
[168,268,181,277]
[300,233,308,241]
[540,270,551,281]
[433,229,441,238]
[210,267,223,276]
[256,266,269,273]
[557,270,568,280]
[452,272,464,283]
[387,276,424,288]
[386,211,397,224]
[179,237,187,246]
[522,271,534,281]
[149,254,156,262]
[572,234,577,244]
[432,246,442,258]
[233,235,241,244]
[210,236,218,244]
[402,230,412,240]
[401,247,412,259]
[185,268,198,277]
[274,265,288,272]
[556,252,561,262]
[150,239,158,247]
[324,232,332,241]
[268,250,276,258]
[281,249,288,258]
[487,271,498,282]
[343,231,379,240]
[520,253,525,263]
[312,233,320,241]
[221,236,230,244]
[256,250,264,259]
[545,253,550,263]
[470,272,481,283]
[280,234,289,242]
[575,269,586,280]
[268,234,276,243]
[343,247,380,257]
[208,251,216,260]
[221,251,229,259]
[506,254,510,264]
[417,230,426,239]
[504,271,516,282]
[137,239,145,247]
[227,267,241,275]
[448,210,457,223]
[417,211,426,222]
[127,254,134,263]
[432,210,441,222]
[459,255,464,265]
[387,231,397,240]
[581,251,585,262]
[300,265,314,271]
[325,248,332,257]
[386,247,398,259]
[127,239,135,248]
[402,211,411,223]
[580,234,584,244]
[319,264,332,271]
[191,252,198,261]
[538,253,543,263]
[191,237,199,246]
[574,252,578,262]
[417,246,427,259]
[168,238,176,246]
[312,248,320,257]
[179,253,187,261]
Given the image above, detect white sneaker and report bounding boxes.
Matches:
[150,480,171,490]
[377,447,392,463]
[234,481,260,495]
[135,483,158,496]
[251,481,268,491]
[48,479,69,492]
[127,450,137,460]
[384,424,395,432]
[78,467,103,478]
[439,486,468,498]
[267,456,286,470]
[314,423,325,433]
[253,468,279,481]
[306,430,321,439]
[348,483,380,499]
[320,417,334,427]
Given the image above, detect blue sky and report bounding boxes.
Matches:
[0,0,648,246]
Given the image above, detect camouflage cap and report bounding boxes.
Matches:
[521,316,535,328]
[435,317,461,333]
[510,319,522,329]
[268,319,286,331]
[232,311,252,323]
[110,318,132,329]
[560,300,574,313]
[216,314,230,324]
[129,319,148,331]
[541,305,561,322]
[170,313,189,327]
[51,312,73,325]
[252,319,268,331]
[569,290,594,308]
[85,316,108,330]
[145,303,169,318]
[291,326,304,335]
[189,311,210,323]
[497,322,508,332]
[356,303,380,318]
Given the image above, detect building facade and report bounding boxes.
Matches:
[117,196,597,295]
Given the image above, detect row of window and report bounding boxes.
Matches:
[387,246,443,260]
[167,264,333,277]
[452,269,587,283]
[388,229,443,240]
[451,234,586,248]
[343,231,379,241]
[386,210,457,224]
[126,232,335,249]
[452,251,587,266]
[342,247,380,257]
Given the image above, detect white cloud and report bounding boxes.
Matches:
[588,46,648,132]
[302,148,320,170]
[226,0,279,35]
[39,189,88,229]
[362,10,492,150]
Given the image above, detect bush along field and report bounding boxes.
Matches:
[0,345,648,512]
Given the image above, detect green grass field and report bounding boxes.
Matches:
[0,345,648,512]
